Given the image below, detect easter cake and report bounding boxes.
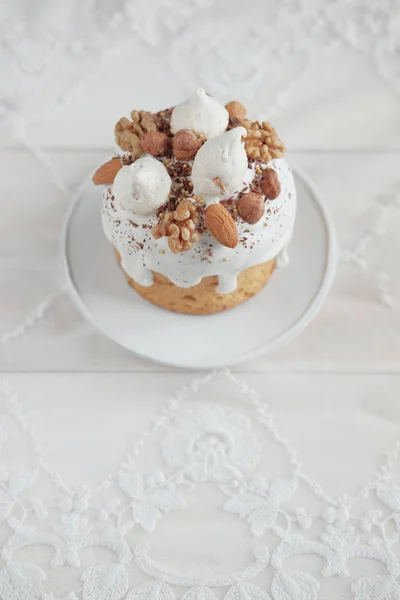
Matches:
[93,89,296,314]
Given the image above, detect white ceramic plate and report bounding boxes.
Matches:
[62,164,337,369]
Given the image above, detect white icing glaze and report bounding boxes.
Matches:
[102,158,296,294]
[170,88,229,139]
[112,156,171,216]
[192,127,248,204]
[276,243,290,269]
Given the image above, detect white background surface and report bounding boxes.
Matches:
[1,1,400,599]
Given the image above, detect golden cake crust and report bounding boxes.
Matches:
[116,250,275,315]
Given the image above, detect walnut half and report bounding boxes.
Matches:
[115,110,157,157]
[152,199,201,253]
[239,119,285,162]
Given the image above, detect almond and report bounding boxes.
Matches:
[205,203,238,248]
[237,192,264,224]
[261,168,281,199]
[172,129,200,160]
[92,158,122,185]
[141,131,171,157]
[212,176,227,193]
[225,101,246,123]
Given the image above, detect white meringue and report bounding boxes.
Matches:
[191,127,248,201]
[170,88,229,139]
[112,156,171,216]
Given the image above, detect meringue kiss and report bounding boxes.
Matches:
[170,88,229,139]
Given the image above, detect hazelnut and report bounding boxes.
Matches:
[237,193,264,224]
[225,101,246,123]
[173,129,200,161]
[261,168,281,199]
[141,131,171,157]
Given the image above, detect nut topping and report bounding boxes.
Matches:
[238,119,284,162]
[115,110,157,157]
[237,192,264,224]
[152,199,201,253]
[172,129,201,161]
[225,100,246,123]
[212,177,227,193]
[141,131,171,157]
[205,203,238,248]
[261,168,281,199]
[92,158,122,185]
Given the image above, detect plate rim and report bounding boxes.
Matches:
[61,162,338,369]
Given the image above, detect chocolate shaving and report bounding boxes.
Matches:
[155,107,174,136]
[220,198,239,222]
[120,154,134,166]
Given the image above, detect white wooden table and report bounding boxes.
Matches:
[1,3,400,598]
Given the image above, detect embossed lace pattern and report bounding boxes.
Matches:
[2,371,400,599]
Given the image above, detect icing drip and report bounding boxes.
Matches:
[122,256,154,287]
[217,274,239,294]
[276,244,290,269]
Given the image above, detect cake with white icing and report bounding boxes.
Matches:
[93,89,296,314]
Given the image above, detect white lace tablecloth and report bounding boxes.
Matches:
[1,1,400,599]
